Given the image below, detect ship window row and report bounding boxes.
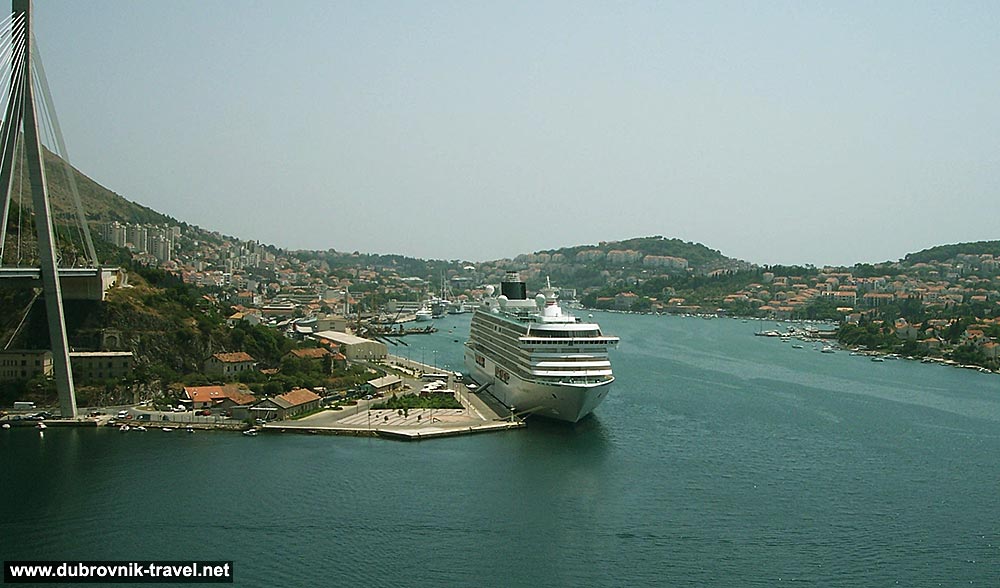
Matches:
[522,339,610,347]
[473,335,532,364]
[524,330,600,338]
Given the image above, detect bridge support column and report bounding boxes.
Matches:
[0,0,77,417]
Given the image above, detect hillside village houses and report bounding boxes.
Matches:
[102,219,1000,370]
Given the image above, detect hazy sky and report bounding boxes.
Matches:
[33,1,1000,266]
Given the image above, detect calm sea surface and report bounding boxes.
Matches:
[3,312,1000,587]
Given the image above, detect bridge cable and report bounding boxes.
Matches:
[3,286,40,350]
[9,33,27,266]
[33,61,82,266]
[0,15,24,263]
[32,37,98,267]
[11,30,26,265]
[0,18,26,262]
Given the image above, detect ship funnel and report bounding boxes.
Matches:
[500,271,527,300]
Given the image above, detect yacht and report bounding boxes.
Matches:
[414,303,433,322]
[464,272,619,422]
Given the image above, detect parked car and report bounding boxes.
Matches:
[198,409,211,416]
[116,410,129,419]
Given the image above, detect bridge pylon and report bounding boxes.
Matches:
[0,0,77,418]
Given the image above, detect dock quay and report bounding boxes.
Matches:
[1,416,110,428]
[259,355,525,441]
[260,389,524,441]
[2,358,526,441]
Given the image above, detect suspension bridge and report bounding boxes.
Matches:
[1,0,121,418]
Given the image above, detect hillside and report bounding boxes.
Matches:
[3,147,172,234]
[903,241,1000,265]
[41,148,174,225]
[532,236,736,270]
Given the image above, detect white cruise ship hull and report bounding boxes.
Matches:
[464,347,613,423]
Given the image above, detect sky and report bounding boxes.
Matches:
[31,1,1000,266]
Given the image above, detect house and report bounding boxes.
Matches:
[184,385,256,409]
[614,292,638,310]
[251,388,322,420]
[285,347,333,361]
[284,347,336,374]
[204,352,256,377]
[227,310,262,327]
[894,320,921,341]
[982,342,999,361]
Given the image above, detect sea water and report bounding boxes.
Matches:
[3,312,999,587]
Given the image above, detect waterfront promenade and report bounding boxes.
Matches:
[261,355,523,440]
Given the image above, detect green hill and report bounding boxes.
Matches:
[903,241,1000,264]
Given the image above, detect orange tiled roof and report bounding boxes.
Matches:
[274,388,321,408]
[211,352,255,363]
[185,385,255,405]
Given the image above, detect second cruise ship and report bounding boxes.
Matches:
[464,272,619,422]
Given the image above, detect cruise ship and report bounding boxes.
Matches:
[464,272,619,422]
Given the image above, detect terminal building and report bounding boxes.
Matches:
[311,331,387,362]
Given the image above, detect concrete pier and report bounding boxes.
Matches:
[260,357,525,441]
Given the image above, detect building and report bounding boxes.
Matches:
[204,352,256,377]
[367,375,403,395]
[0,350,52,382]
[251,388,322,420]
[69,351,135,383]
[184,385,256,410]
[311,331,387,362]
[285,347,333,361]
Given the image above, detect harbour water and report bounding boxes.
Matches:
[3,312,1000,586]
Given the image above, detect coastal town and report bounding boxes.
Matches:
[2,219,999,430]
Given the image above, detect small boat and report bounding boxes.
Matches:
[161,427,175,432]
[133,426,146,432]
[36,422,47,430]
[2,423,11,430]
[119,424,130,432]
[820,346,836,354]
[185,426,195,433]
[871,356,885,362]
[791,344,804,349]
[242,428,258,437]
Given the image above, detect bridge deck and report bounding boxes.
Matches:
[0,267,107,279]
[0,267,122,301]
